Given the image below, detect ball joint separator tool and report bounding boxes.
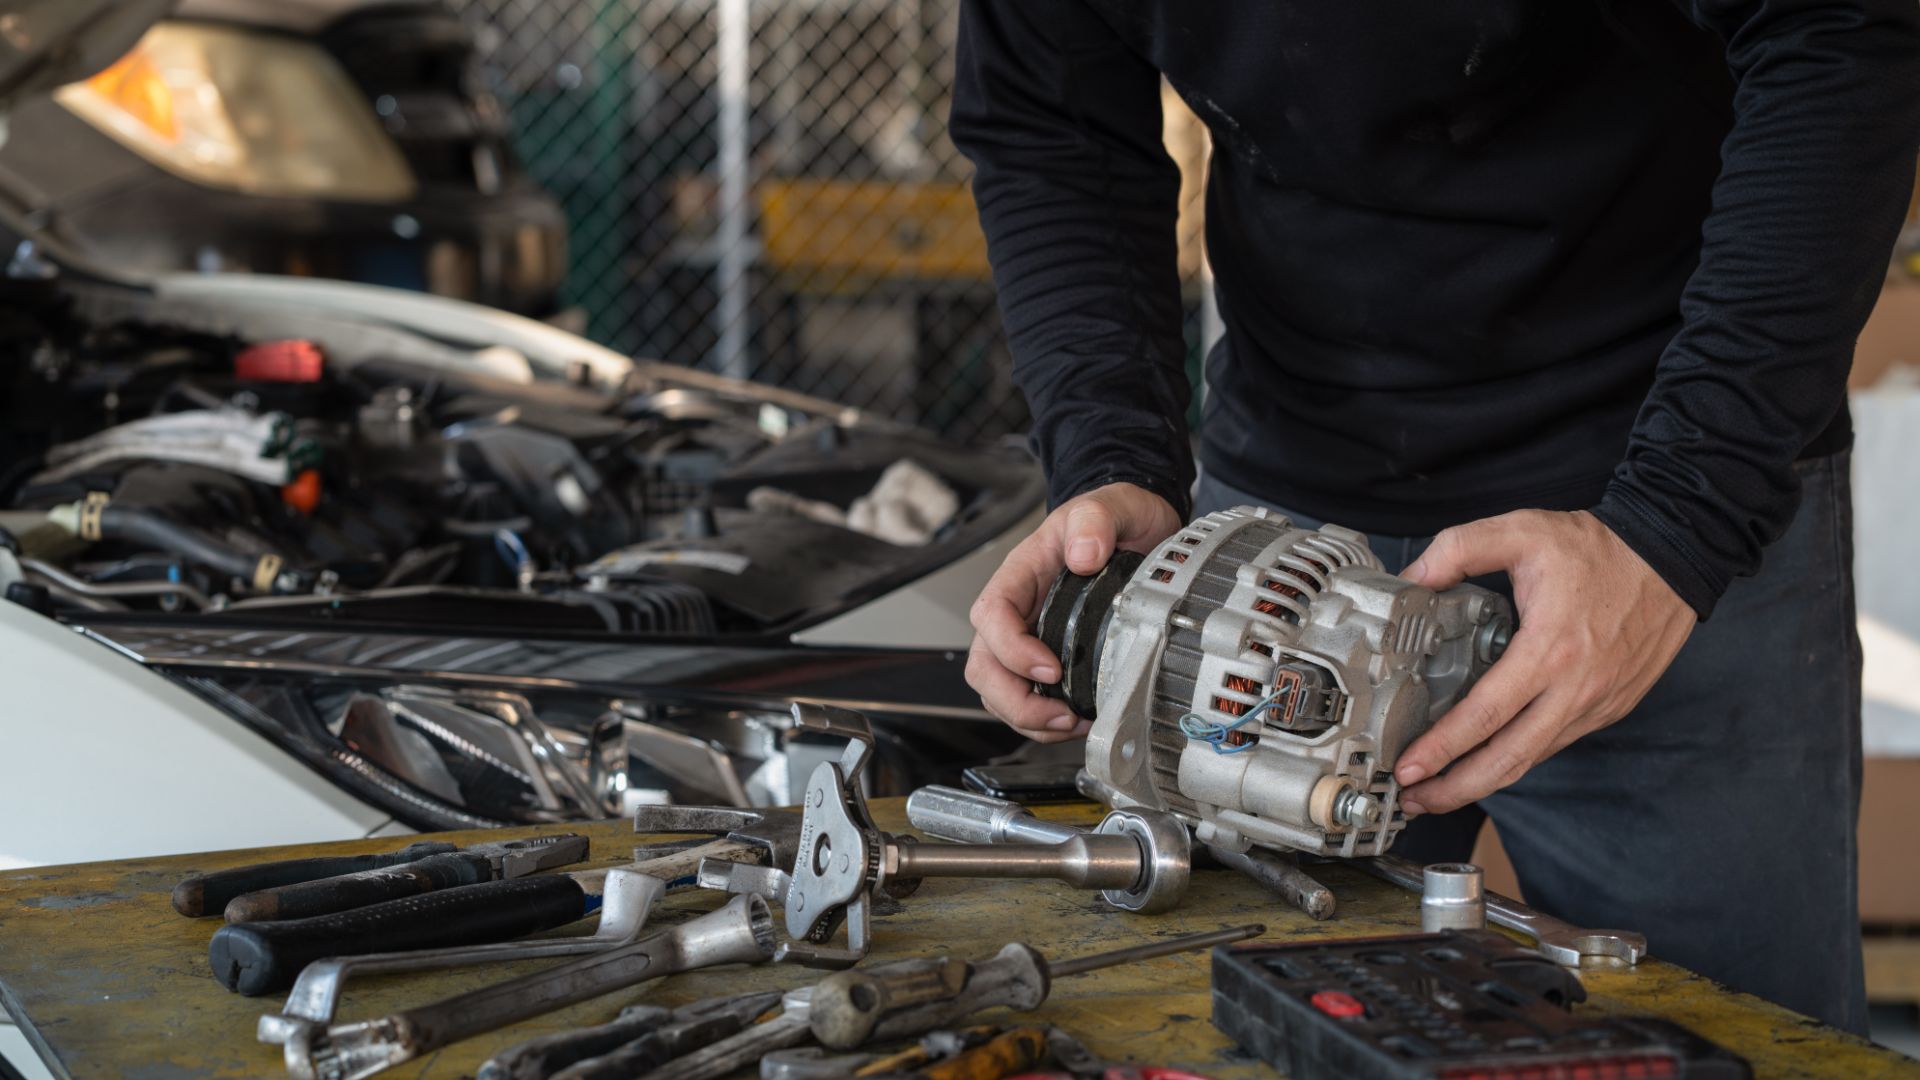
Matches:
[699,705,1190,967]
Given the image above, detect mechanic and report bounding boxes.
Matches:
[951,1,1920,1034]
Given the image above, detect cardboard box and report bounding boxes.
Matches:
[1469,756,1920,925]
[1853,278,1920,389]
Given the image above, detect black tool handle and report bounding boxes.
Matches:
[208,874,589,996]
[223,850,495,923]
[170,841,457,918]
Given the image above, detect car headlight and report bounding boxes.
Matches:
[54,22,415,202]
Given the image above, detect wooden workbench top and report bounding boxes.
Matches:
[0,800,1912,1079]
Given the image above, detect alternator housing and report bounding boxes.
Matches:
[1044,506,1512,859]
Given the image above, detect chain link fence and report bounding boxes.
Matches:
[449,0,1211,443]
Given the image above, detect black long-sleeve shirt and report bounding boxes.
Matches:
[951,0,1920,617]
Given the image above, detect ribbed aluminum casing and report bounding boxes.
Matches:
[1083,506,1510,858]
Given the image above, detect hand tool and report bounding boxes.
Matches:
[905,785,1336,920]
[219,823,759,996]
[221,834,591,923]
[1020,1028,1217,1080]
[256,868,662,1047]
[476,989,784,1080]
[629,803,811,888]
[760,1047,881,1080]
[172,841,456,917]
[626,989,817,1080]
[1417,862,1484,933]
[1356,855,1644,967]
[274,894,777,1080]
[905,1026,1048,1080]
[701,707,1191,965]
[760,1025,1002,1080]
[1210,929,1748,1079]
[631,925,1259,1080]
[807,923,1264,1051]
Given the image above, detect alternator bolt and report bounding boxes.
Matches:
[1333,788,1381,828]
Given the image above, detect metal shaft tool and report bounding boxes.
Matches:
[257,869,663,1046]
[906,785,1337,920]
[275,894,778,1080]
[1360,855,1645,966]
[702,706,1191,966]
[807,923,1264,1050]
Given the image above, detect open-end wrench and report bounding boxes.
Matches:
[905,785,1336,920]
[256,869,664,1047]
[1359,855,1646,967]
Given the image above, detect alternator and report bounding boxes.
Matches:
[1037,506,1513,859]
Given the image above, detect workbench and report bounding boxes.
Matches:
[1,800,1913,1079]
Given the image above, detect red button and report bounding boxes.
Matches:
[1310,990,1366,1018]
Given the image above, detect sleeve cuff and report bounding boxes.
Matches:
[1056,469,1192,522]
[1590,482,1729,621]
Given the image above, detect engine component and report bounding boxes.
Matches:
[1037,505,1513,859]
[30,407,314,486]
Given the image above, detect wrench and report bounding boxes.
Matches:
[1361,855,1646,967]
[257,869,663,1046]
[637,990,816,1080]
[276,895,777,1080]
[480,990,785,1080]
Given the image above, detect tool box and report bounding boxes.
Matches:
[1210,930,1752,1080]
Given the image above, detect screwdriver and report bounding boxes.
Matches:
[808,923,1265,1051]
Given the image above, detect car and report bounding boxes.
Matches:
[0,0,1042,871]
[0,9,1040,1072]
[0,0,569,317]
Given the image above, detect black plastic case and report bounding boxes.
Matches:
[1211,929,1752,1080]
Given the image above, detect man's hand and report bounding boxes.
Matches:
[967,482,1183,742]
[1393,509,1696,814]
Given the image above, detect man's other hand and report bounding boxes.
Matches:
[967,482,1182,742]
[1392,509,1696,813]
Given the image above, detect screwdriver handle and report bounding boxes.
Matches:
[223,850,496,923]
[170,841,457,917]
[810,943,1050,1050]
[208,874,588,996]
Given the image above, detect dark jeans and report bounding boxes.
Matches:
[1195,454,1867,1034]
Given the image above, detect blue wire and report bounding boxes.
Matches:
[1179,685,1296,754]
[493,529,533,574]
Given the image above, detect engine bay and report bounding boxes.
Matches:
[0,289,1040,639]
